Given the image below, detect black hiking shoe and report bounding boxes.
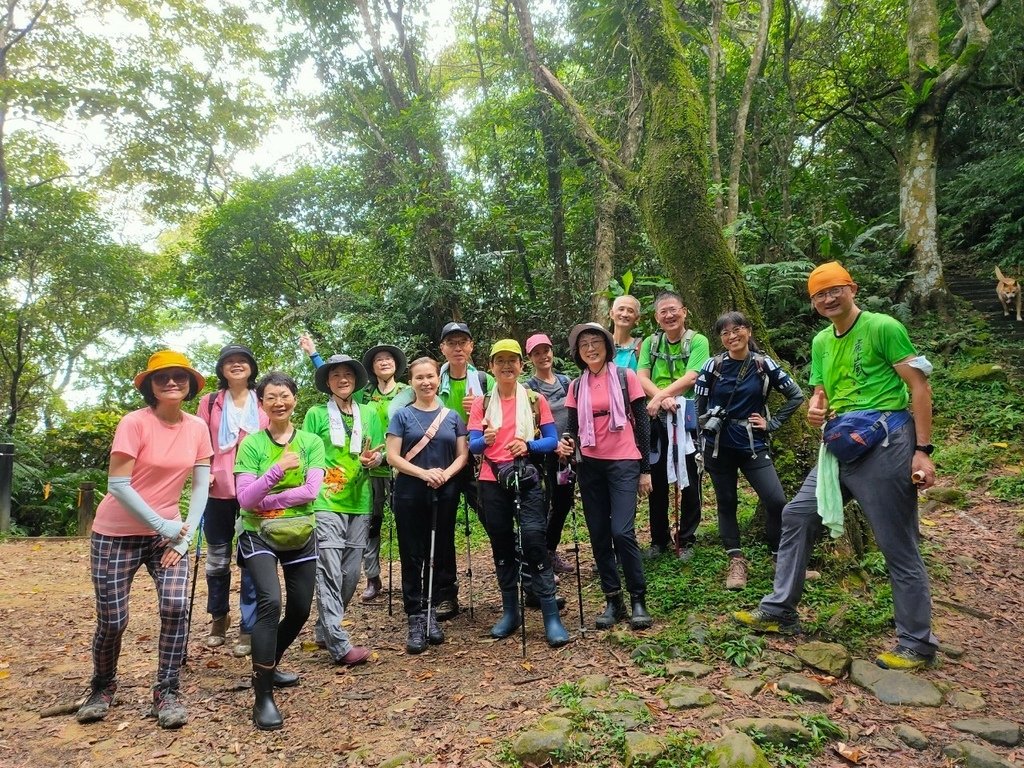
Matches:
[76,678,117,723]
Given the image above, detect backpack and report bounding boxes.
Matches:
[705,351,771,409]
[571,367,634,425]
[648,329,696,378]
[525,373,571,399]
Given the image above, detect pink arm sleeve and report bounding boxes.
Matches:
[258,468,325,510]
[235,467,284,509]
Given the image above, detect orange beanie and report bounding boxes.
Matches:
[808,261,853,297]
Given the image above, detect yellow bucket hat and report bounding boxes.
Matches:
[133,349,206,392]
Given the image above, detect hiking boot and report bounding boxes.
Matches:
[151,681,188,729]
[677,545,695,563]
[406,614,427,655]
[426,610,445,645]
[595,592,628,630]
[435,598,459,621]
[549,550,573,574]
[725,557,748,591]
[642,544,668,559]
[76,678,117,723]
[206,614,230,648]
[232,633,252,658]
[361,576,382,602]
[629,597,653,630]
[875,646,937,671]
[732,607,801,636]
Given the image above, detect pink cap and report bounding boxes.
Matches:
[525,333,553,354]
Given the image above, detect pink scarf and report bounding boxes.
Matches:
[577,362,627,447]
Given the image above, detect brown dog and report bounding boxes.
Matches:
[996,266,1022,321]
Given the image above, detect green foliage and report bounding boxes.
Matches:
[719,634,766,667]
[989,474,1024,503]
[749,714,844,767]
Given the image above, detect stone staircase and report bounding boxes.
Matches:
[947,275,1024,343]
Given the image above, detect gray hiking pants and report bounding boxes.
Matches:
[759,420,938,656]
[313,511,370,661]
[362,476,390,580]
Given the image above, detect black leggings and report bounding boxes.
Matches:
[704,445,786,554]
[244,551,316,667]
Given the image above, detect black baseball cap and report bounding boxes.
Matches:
[440,321,472,342]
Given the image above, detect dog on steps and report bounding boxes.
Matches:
[995,266,1022,321]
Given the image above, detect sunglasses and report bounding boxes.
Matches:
[151,370,191,386]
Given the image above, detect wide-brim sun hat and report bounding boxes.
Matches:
[215,344,258,379]
[315,354,369,394]
[525,333,553,355]
[489,338,524,361]
[362,344,408,381]
[568,322,615,368]
[133,349,206,391]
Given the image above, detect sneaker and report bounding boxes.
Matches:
[76,679,117,723]
[725,557,748,591]
[642,544,668,559]
[875,646,937,671]
[677,545,695,563]
[549,550,574,574]
[732,607,801,636]
[435,599,459,621]
[151,684,188,729]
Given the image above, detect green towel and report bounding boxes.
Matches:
[815,441,844,538]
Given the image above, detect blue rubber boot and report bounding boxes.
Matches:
[490,590,522,639]
[540,596,570,648]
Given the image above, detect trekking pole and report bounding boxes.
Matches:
[426,490,439,638]
[183,520,204,667]
[670,410,681,557]
[387,483,395,617]
[512,472,527,659]
[462,494,474,621]
[562,434,585,634]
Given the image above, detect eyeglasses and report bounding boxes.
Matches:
[811,286,847,303]
[578,339,605,350]
[151,370,191,386]
[261,393,295,404]
[719,327,747,339]
[442,338,471,349]
[655,305,684,318]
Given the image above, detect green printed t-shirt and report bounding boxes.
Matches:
[638,332,711,395]
[234,429,325,532]
[360,381,409,478]
[809,310,916,414]
[302,402,384,515]
[442,372,494,423]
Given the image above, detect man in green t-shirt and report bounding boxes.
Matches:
[638,290,710,560]
[303,354,385,667]
[735,261,939,672]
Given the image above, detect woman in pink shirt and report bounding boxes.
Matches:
[77,351,213,730]
[557,323,653,631]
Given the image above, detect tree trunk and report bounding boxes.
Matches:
[707,0,724,225]
[590,192,617,321]
[901,121,946,310]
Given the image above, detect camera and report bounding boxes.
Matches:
[699,405,726,435]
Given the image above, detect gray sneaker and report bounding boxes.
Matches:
[76,678,117,723]
[151,683,188,729]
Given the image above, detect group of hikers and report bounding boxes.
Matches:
[75,260,939,733]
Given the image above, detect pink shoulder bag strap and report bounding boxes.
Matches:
[403,407,452,463]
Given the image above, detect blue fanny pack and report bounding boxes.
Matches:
[822,409,910,463]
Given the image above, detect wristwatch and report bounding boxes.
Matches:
[914,444,935,455]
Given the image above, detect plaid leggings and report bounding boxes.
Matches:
[89,533,189,686]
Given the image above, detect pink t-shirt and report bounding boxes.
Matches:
[199,390,269,499]
[468,394,554,482]
[93,408,214,537]
[565,368,644,461]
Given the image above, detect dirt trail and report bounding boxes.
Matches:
[0,490,1021,767]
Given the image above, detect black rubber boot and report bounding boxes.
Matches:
[539,596,570,648]
[595,592,627,630]
[272,668,299,687]
[490,589,522,639]
[524,592,567,610]
[629,595,653,630]
[252,664,283,731]
[406,614,428,654]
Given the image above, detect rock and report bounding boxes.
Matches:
[923,487,967,506]
[777,673,833,702]
[511,729,571,765]
[938,642,965,659]
[762,651,803,671]
[660,683,716,709]
[948,690,987,711]
[631,642,659,661]
[537,715,573,733]
[578,697,649,730]
[218,757,237,767]
[685,613,710,645]
[665,661,715,679]
[954,363,1007,383]
[848,660,943,707]
[942,741,1018,768]
[606,630,632,646]
[577,675,611,694]
[378,753,416,768]
[951,718,1022,747]
[893,724,929,750]
[707,731,772,768]
[954,555,979,570]
[623,732,667,767]
[728,718,813,746]
[723,677,765,697]
[841,695,860,714]
[701,704,727,720]
[794,641,851,676]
